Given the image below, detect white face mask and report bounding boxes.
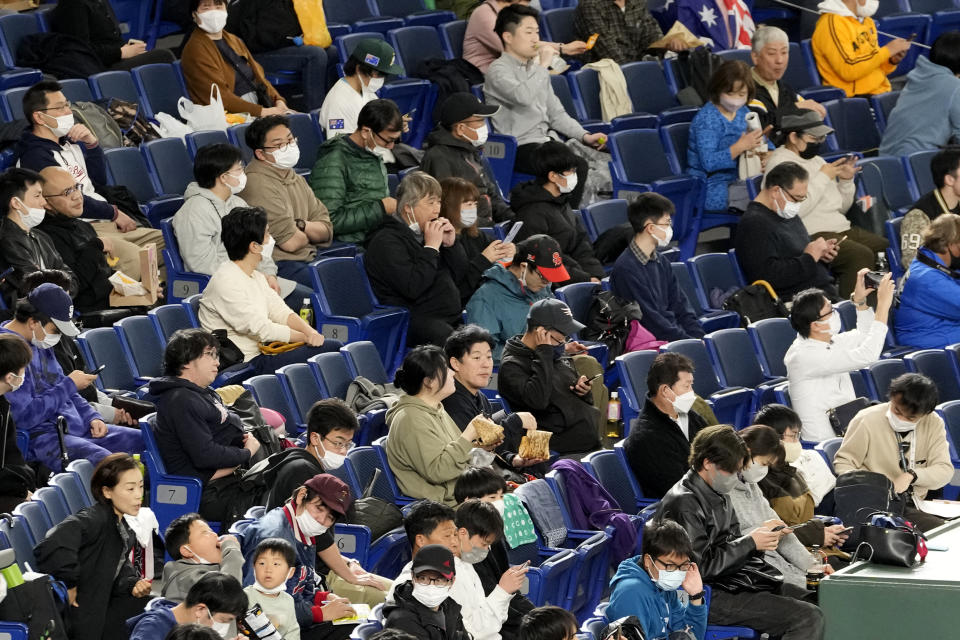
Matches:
[32,325,61,350]
[258,235,275,261]
[670,388,696,415]
[649,223,673,248]
[741,462,769,483]
[296,509,329,538]
[269,143,300,169]
[320,446,346,470]
[465,123,488,148]
[370,144,392,161]
[652,566,686,591]
[412,583,451,608]
[196,9,228,33]
[557,172,578,194]
[719,94,747,112]
[364,75,384,94]
[224,171,246,195]
[211,620,231,638]
[5,372,23,392]
[184,545,215,565]
[783,440,803,463]
[856,0,879,17]
[15,198,45,229]
[253,571,293,595]
[43,112,74,138]
[459,207,478,228]
[813,310,842,337]
[491,498,505,515]
[886,407,917,433]
[774,190,802,219]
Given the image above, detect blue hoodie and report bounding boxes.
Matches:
[880,56,960,157]
[127,598,177,640]
[605,555,708,640]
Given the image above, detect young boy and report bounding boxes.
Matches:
[605,519,708,640]
[161,513,244,599]
[383,544,470,640]
[127,572,248,640]
[243,538,300,640]
[517,606,578,640]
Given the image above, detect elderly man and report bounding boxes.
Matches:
[749,25,826,130]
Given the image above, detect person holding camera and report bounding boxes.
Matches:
[896,213,960,348]
[784,269,895,442]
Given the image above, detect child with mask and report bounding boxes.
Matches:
[383,544,470,640]
[243,538,300,640]
[605,519,708,640]
[128,572,248,640]
[161,513,244,600]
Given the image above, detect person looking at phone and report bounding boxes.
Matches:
[784,270,894,442]
[574,0,689,65]
[656,425,825,639]
[764,110,887,298]
[605,519,707,639]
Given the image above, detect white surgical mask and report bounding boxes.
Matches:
[224,171,246,195]
[412,583,451,608]
[650,223,673,248]
[196,9,228,33]
[557,172,578,194]
[252,578,289,595]
[321,449,346,470]
[814,311,841,337]
[856,0,879,17]
[5,372,23,392]
[459,207,478,228]
[31,326,61,350]
[775,191,802,219]
[184,545,215,565]
[741,462,769,484]
[364,75,384,94]
[211,620,231,638]
[491,498,505,515]
[370,144,392,161]
[466,123,488,147]
[258,236,275,261]
[670,389,696,415]
[653,567,686,591]
[460,542,489,565]
[783,440,803,463]
[719,94,747,112]
[407,213,423,241]
[296,509,329,538]
[15,198,45,229]
[886,408,917,433]
[269,143,300,169]
[43,112,74,138]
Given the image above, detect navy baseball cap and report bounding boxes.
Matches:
[27,283,78,336]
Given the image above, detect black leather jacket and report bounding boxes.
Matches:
[656,469,759,582]
[0,217,78,303]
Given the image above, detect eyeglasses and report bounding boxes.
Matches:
[40,101,71,112]
[546,330,570,346]
[43,183,82,199]
[374,130,402,147]
[322,437,355,453]
[782,188,808,203]
[816,306,835,321]
[262,137,298,152]
[413,575,452,587]
[653,557,693,572]
[202,348,220,361]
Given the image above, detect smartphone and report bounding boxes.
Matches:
[836,235,848,246]
[771,524,795,532]
[503,221,524,244]
[588,372,603,383]
[518,560,530,570]
[840,526,854,534]
[87,364,106,375]
[404,108,417,117]
[586,33,599,50]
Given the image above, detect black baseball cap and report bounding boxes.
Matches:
[439,92,499,128]
[527,298,584,337]
[349,38,403,76]
[27,283,78,336]
[412,544,456,580]
[512,234,570,283]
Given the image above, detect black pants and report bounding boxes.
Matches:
[407,314,459,347]
[101,594,152,640]
[199,473,255,530]
[301,622,356,640]
[248,340,343,377]
[903,505,948,533]
[110,48,175,71]
[515,142,589,209]
[708,582,824,640]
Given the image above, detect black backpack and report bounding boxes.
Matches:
[834,470,905,549]
[672,46,724,107]
[580,290,644,366]
[721,280,788,327]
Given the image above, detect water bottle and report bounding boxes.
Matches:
[606,391,622,438]
[877,251,889,272]
[806,545,826,592]
[0,548,23,587]
[299,298,314,327]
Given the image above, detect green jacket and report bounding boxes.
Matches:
[309,135,389,244]
[385,394,472,506]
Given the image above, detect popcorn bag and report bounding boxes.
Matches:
[109,243,159,306]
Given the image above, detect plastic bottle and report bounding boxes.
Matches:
[606,391,622,438]
[877,251,889,272]
[806,545,826,592]
[299,298,314,327]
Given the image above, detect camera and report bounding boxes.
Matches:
[864,270,887,289]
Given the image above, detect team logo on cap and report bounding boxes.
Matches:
[364,53,381,66]
[552,252,562,266]
[68,305,74,316]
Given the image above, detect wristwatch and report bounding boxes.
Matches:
[295,218,307,232]
[688,590,706,602]
[849,292,867,308]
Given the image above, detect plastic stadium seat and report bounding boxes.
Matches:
[705,327,785,410]
[50,472,90,513]
[379,79,434,148]
[387,26,446,76]
[0,78,90,120]
[371,436,419,505]
[554,283,599,328]
[607,129,703,260]
[483,132,519,199]
[0,14,40,68]
[131,63,188,120]
[0,514,36,572]
[227,122,254,162]
[661,339,754,427]
[580,199,628,242]
[929,9,960,43]
[622,61,698,123]
[581,449,654,514]
[141,415,204,534]
[308,351,353,399]
[540,8,576,44]
[244,375,300,431]
[103,147,183,227]
[885,216,905,280]
[311,257,409,373]
[88,70,141,105]
[276,363,324,428]
[550,73,584,122]
[860,358,907,401]
[670,262,741,333]
[286,112,325,171]
[334,32,386,66]
[859,156,919,212]
[568,68,657,131]
[746,318,795,380]
[438,20,466,59]
[185,130,230,158]
[149,304,194,342]
[823,98,881,153]
[34,486,70,525]
[613,350,659,427]
[688,252,746,312]
[904,350,960,402]
[141,138,195,196]
[160,218,211,303]
[905,150,936,198]
[937,399,960,464]
[76,327,141,393]
[346,446,397,503]
[876,14,932,76]
[781,42,818,91]
[815,437,843,474]
[371,0,456,26]
[115,315,165,383]
[323,0,402,33]
[66,459,96,506]
[13,500,52,543]
[341,341,390,386]
[870,91,900,132]
[182,293,201,326]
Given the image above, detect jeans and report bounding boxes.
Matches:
[257,45,330,111]
[276,260,314,289]
[708,582,825,640]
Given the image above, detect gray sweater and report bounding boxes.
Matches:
[483,53,587,146]
[160,536,245,600]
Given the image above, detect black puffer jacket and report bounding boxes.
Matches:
[421,127,513,225]
[50,0,124,67]
[383,581,471,640]
[656,469,761,582]
[509,181,604,284]
[226,0,303,53]
[38,214,113,312]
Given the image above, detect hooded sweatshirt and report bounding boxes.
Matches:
[605,556,708,640]
[811,0,897,97]
[127,598,178,640]
[879,55,960,156]
[509,181,604,283]
[384,394,473,506]
[160,536,244,600]
[465,263,554,360]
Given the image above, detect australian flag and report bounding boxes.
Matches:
[661,0,755,50]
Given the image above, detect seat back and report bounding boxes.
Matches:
[33,486,70,525]
[659,122,691,172]
[938,400,960,463]
[184,129,230,158]
[309,352,354,399]
[870,91,900,131]
[554,282,599,327]
[88,70,140,103]
[49,473,89,513]
[149,304,195,341]
[704,328,766,388]
[621,61,678,114]
[671,262,706,315]
[372,0,426,17]
[287,112,324,171]
[859,156,917,211]
[0,14,39,67]
[334,31,387,64]
[862,358,907,401]
[550,74,579,120]
[689,253,744,310]
[66,459,96,506]
[581,199,628,242]
[0,515,36,572]
[0,87,28,120]
[747,318,796,378]
[116,315,165,379]
[569,68,603,121]
[438,20,466,59]
[824,98,881,153]
[885,216,904,272]
[904,350,960,402]
[581,450,639,514]
[311,257,376,317]
[76,327,138,391]
[346,446,395,502]
[277,363,323,426]
[131,63,187,119]
[782,42,817,90]
[244,375,298,427]
[142,137,194,195]
[103,147,159,202]
[609,129,675,183]
[183,293,202,326]
[341,341,389,385]
[660,339,724,396]
[816,437,843,474]
[906,149,937,197]
[13,500,52,543]
[835,299,858,332]
[615,350,659,415]
[540,7,576,44]
[388,26,445,73]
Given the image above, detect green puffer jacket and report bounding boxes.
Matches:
[309,135,389,244]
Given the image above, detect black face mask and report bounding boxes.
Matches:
[798,141,821,160]
[951,252,960,271]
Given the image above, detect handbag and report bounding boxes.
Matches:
[212,329,245,371]
[292,0,332,47]
[711,555,784,594]
[258,341,304,355]
[178,83,228,132]
[834,470,905,549]
[854,513,926,567]
[827,397,875,436]
[345,468,403,541]
[599,616,647,640]
[110,395,156,421]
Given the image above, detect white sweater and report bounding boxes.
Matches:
[198,261,293,361]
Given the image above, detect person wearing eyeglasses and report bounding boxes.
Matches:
[734,161,840,302]
[384,544,470,640]
[784,272,895,442]
[764,111,887,299]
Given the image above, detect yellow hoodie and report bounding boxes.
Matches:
[812,8,897,97]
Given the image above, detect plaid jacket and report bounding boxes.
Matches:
[573,0,664,64]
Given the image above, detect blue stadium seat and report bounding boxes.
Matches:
[905,149,936,198]
[568,68,657,131]
[688,253,746,312]
[0,13,40,68]
[613,350,659,428]
[834,300,857,333]
[0,80,88,120]
[227,122,254,163]
[13,500,52,543]
[379,79,434,149]
[885,216,905,278]
[185,130,230,158]
[308,352,353,399]
[876,14,932,76]
[182,293,201,326]
[782,42,818,91]
[370,436,418,505]
[670,262,741,333]
[141,414,204,534]
[904,349,960,402]
[244,375,300,431]
[659,121,692,174]
[621,61,698,124]
[581,449,654,514]
[49,472,90,513]
[607,129,703,260]
[76,327,141,393]
[103,147,183,227]
[346,445,397,503]
[149,304,195,342]
[335,31,387,65]
[928,9,960,43]
[160,218,211,303]
[870,91,900,132]
[523,548,577,608]
[823,98,881,153]
[311,257,409,374]
[580,199,628,242]
[438,20,466,59]
[660,339,754,427]
[815,437,843,474]
[88,70,141,105]
[141,137,195,196]
[276,363,324,429]
[860,358,907,401]
[540,7,576,44]
[323,0,402,33]
[66,459,96,506]
[551,73,586,123]
[115,315,165,383]
[705,328,786,405]
[341,341,390,386]
[387,26,447,75]
[0,514,36,572]
[131,63,188,120]
[371,0,456,27]
[483,132,519,198]
[34,486,70,526]
[554,282,599,329]
[937,399,960,467]
[287,112,325,171]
